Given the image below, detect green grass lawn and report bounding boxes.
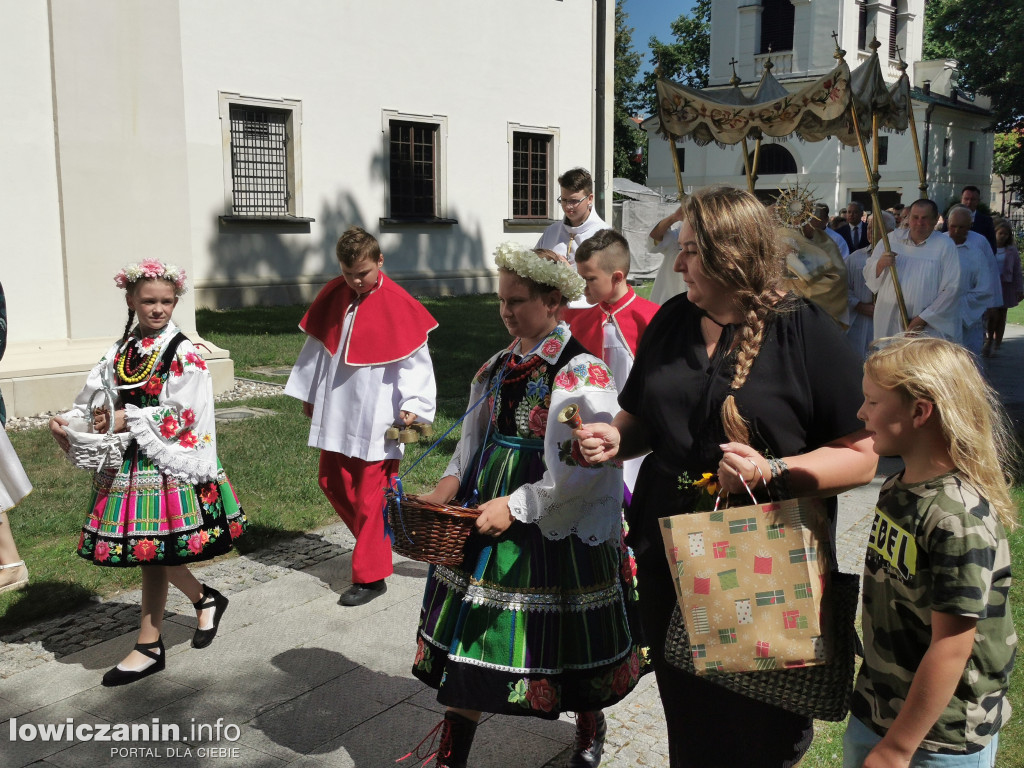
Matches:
[3,291,1023,766]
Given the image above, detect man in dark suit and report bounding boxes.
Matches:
[835,201,870,252]
[945,185,997,251]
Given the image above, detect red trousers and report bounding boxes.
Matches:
[318,451,399,584]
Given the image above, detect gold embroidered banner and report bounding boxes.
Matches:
[656,55,910,148]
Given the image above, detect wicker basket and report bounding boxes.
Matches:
[386,491,479,566]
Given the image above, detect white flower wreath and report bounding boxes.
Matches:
[493,241,585,301]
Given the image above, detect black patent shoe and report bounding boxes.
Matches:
[338,580,387,606]
[101,637,165,687]
[567,711,606,767]
[192,584,229,649]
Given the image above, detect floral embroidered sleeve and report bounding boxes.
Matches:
[509,353,624,545]
[124,339,219,484]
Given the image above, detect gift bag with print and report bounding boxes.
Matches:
[659,495,831,674]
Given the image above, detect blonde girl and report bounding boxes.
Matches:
[846,336,1017,768]
[49,261,246,686]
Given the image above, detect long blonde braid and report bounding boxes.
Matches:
[680,187,785,445]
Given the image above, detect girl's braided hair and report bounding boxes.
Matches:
[680,186,785,445]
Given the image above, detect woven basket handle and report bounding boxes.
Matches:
[86,387,119,435]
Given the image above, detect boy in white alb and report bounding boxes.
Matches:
[535,167,606,265]
[285,227,437,606]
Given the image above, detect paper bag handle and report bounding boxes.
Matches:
[713,471,758,511]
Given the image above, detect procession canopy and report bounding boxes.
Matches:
[656,51,911,149]
[656,60,851,147]
[799,53,911,146]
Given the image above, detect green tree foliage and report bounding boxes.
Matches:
[642,0,711,110]
[994,132,1024,178]
[613,0,648,183]
[925,0,1024,179]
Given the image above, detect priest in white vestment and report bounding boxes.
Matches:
[646,206,688,305]
[945,206,995,355]
[864,199,961,342]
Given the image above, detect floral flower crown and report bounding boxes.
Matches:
[114,259,188,296]
[493,242,585,301]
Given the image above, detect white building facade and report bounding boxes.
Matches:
[644,0,993,215]
[1,0,614,417]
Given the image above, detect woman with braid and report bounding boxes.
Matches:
[576,186,877,767]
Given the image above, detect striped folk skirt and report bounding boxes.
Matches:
[412,432,642,718]
[77,443,246,567]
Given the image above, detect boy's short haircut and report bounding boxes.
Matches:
[336,226,381,267]
[574,229,631,275]
[557,167,594,196]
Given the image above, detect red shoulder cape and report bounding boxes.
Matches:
[299,273,438,366]
[564,287,660,360]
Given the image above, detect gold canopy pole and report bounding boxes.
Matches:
[845,37,909,329]
[896,54,927,195]
[669,130,685,201]
[728,59,757,195]
[742,137,755,194]
[751,135,763,191]
[657,65,686,201]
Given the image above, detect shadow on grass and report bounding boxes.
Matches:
[0,581,97,634]
[197,305,308,336]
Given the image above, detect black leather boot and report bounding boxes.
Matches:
[436,711,477,768]
[567,710,606,767]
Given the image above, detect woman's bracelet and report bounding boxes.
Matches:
[767,457,791,498]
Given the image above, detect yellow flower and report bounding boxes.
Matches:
[693,473,719,496]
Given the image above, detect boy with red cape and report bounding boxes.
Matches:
[286,227,437,606]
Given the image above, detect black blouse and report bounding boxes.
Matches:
[619,293,865,554]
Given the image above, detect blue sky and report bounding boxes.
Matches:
[623,0,699,74]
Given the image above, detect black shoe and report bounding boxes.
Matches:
[436,711,477,768]
[567,711,606,768]
[338,580,387,606]
[192,584,229,649]
[101,637,165,687]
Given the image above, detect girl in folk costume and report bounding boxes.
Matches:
[410,244,643,768]
[49,260,246,686]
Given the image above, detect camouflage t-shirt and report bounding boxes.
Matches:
[850,471,1016,754]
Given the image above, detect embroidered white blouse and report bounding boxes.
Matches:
[443,323,623,545]
[62,321,220,484]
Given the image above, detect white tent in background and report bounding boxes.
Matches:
[611,179,677,280]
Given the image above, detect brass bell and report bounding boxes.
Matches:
[385,426,401,440]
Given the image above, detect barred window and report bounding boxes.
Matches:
[219,93,305,221]
[389,120,438,218]
[229,106,290,216]
[512,132,552,219]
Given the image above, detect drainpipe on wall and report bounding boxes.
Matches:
[594,0,612,221]
[921,101,936,199]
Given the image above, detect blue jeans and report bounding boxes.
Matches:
[843,716,1000,768]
